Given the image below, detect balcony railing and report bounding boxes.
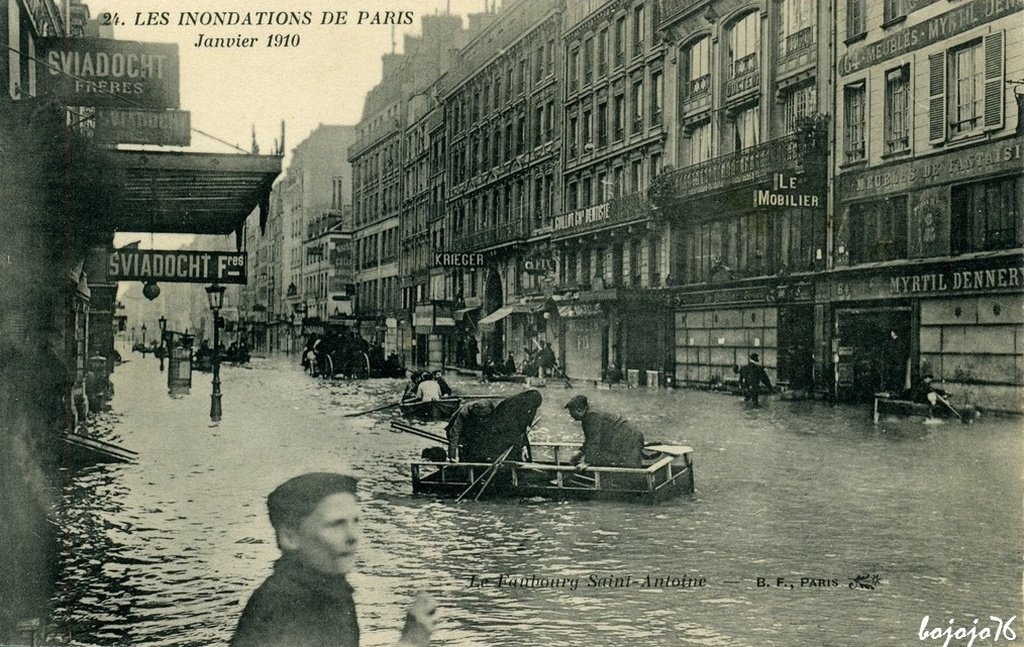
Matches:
[551,192,651,237]
[688,74,711,97]
[452,218,528,252]
[658,133,801,200]
[731,53,758,79]
[783,27,814,57]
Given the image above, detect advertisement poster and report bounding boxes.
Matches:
[1,1,1021,646]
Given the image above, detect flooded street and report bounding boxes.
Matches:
[55,351,1023,647]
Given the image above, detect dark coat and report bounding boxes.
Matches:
[577,409,644,468]
[739,362,772,392]
[230,554,359,647]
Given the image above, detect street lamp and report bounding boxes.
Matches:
[205,283,226,423]
[141,324,147,347]
[158,315,167,372]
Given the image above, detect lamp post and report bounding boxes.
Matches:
[158,315,167,372]
[141,324,147,347]
[206,283,226,423]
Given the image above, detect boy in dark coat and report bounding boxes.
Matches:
[739,353,772,406]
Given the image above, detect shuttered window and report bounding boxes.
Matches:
[843,82,866,162]
[930,32,1005,144]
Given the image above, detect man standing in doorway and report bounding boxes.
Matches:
[230,473,436,647]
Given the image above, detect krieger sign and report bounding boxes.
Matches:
[109,250,247,284]
[434,252,486,267]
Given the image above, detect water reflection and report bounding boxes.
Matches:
[54,355,1023,646]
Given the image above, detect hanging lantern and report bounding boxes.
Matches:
[142,280,161,301]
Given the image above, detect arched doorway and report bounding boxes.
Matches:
[481,269,504,364]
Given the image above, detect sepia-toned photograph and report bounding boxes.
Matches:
[1,0,1022,645]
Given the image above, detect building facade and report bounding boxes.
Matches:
[832,0,1023,410]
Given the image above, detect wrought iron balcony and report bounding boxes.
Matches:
[451,217,528,252]
[551,192,651,238]
[730,53,758,79]
[654,133,802,203]
[783,27,814,57]
[687,74,711,97]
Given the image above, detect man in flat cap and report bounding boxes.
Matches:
[230,473,436,647]
[564,395,644,471]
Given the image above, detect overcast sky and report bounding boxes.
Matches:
[98,0,496,248]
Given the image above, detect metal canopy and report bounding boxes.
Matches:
[102,149,282,235]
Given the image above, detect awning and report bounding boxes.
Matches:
[101,149,282,236]
[453,306,480,319]
[478,306,514,326]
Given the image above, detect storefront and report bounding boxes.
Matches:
[828,255,1024,411]
[558,302,606,382]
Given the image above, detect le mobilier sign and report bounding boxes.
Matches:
[108,250,247,284]
[38,38,180,109]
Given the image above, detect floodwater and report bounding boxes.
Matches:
[54,351,1023,646]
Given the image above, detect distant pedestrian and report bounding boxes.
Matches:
[230,473,436,647]
[537,342,556,379]
[739,353,772,406]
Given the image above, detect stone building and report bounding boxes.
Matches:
[831,0,1023,410]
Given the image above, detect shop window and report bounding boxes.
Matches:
[843,82,866,162]
[884,64,910,154]
[951,176,1022,254]
[847,0,864,40]
[930,33,1004,144]
[848,196,908,263]
[784,84,816,134]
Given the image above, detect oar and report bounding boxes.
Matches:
[456,445,513,503]
[474,445,516,501]
[391,421,448,444]
[458,394,508,400]
[934,392,963,420]
[344,402,399,417]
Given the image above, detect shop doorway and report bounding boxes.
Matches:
[482,269,504,365]
[834,307,912,401]
[778,305,815,390]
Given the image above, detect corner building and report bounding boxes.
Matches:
[655,0,832,392]
[832,0,1023,411]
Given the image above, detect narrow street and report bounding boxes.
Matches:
[55,348,1023,647]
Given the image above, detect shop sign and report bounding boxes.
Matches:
[38,38,180,109]
[558,303,603,318]
[674,285,770,308]
[434,252,486,267]
[753,173,823,208]
[523,257,556,274]
[838,0,1023,76]
[108,250,247,284]
[839,138,1022,200]
[833,260,1024,300]
[93,108,191,146]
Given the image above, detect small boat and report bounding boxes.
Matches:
[63,432,137,469]
[399,396,461,421]
[410,443,694,504]
[872,392,969,423]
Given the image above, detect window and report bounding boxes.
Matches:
[597,29,608,77]
[648,237,661,286]
[650,152,662,178]
[951,177,1021,254]
[846,0,866,39]
[631,159,643,192]
[684,37,711,97]
[597,102,608,147]
[883,0,905,24]
[631,80,644,131]
[569,47,580,93]
[685,121,712,164]
[950,40,984,137]
[733,105,760,150]
[613,95,625,140]
[614,16,626,66]
[534,106,544,147]
[632,5,645,56]
[884,65,910,154]
[567,181,578,210]
[568,114,579,155]
[650,70,663,124]
[848,196,908,263]
[583,37,594,85]
[784,84,816,133]
[729,12,759,78]
[779,0,814,56]
[582,108,593,146]
[932,34,1005,143]
[546,100,555,139]
[582,176,593,207]
[843,82,866,162]
[533,47,543,84]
